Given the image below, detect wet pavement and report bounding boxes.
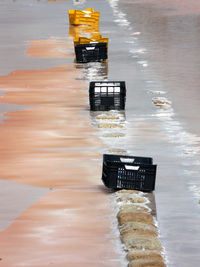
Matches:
[0,0,200,266]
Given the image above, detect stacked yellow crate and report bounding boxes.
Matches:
[69,8,108,63]
[68,24,99,39]
[73,34,108,47]
[68,8,100,26]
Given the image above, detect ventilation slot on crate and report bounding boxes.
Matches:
[89,81,126,111]
[102,154,157,191]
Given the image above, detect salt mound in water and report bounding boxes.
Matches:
[120,222,157,238]
[108,148,127,154]
[152,97,171,107]
[96,114,120,120]
[127,249,163,262]
[117,195,148,204]
[119,204,150,214]
[98,123,124,128]
[122,233,162,250]
[118,212,155,226]
[129,258,166,267]
[103,132,125,137]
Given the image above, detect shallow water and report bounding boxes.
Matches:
[0,1,127,266]
[0,0,200,266]
[108,0,200,266]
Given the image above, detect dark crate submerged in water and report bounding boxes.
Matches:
[75,43,107,63]
[89,81,126,111]
[102,154,157,191]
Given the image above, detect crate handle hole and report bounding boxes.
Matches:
[125,165,140,170]
[120,158,135,163]
[86,47,95,50]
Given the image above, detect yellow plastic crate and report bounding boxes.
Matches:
[74,34,108,47]
[68,25,99,39]
[68,8,100,26]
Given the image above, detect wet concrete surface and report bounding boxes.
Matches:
[0,0,200,266]
[110,0,200,266]
[0,179,49,231]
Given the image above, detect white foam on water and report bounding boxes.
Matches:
[125,40,135,44]
[189,183,200,204]
[148,90,166,95]
[108,0,130,28]
[132,32,141,36]
[130,48,146,55]
[81,62,108,81]
[107,0,200,265]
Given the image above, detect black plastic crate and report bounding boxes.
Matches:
[75,43,107,63]
[102,154,157,191]
[89,81,126,111]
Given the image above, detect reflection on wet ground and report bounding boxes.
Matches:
[90,110,126,150]
[0,180,49,231]
[0,63,99,188]
[0,34,125,265]
[75,61,108,81]
[1,0,200,266]
[27,37,74,59]
[0,187,124,267]
[69,25,99,39]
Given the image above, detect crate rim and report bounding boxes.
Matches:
[90,81,126,83]
[103,153,154,162]
[89,81,126,96]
